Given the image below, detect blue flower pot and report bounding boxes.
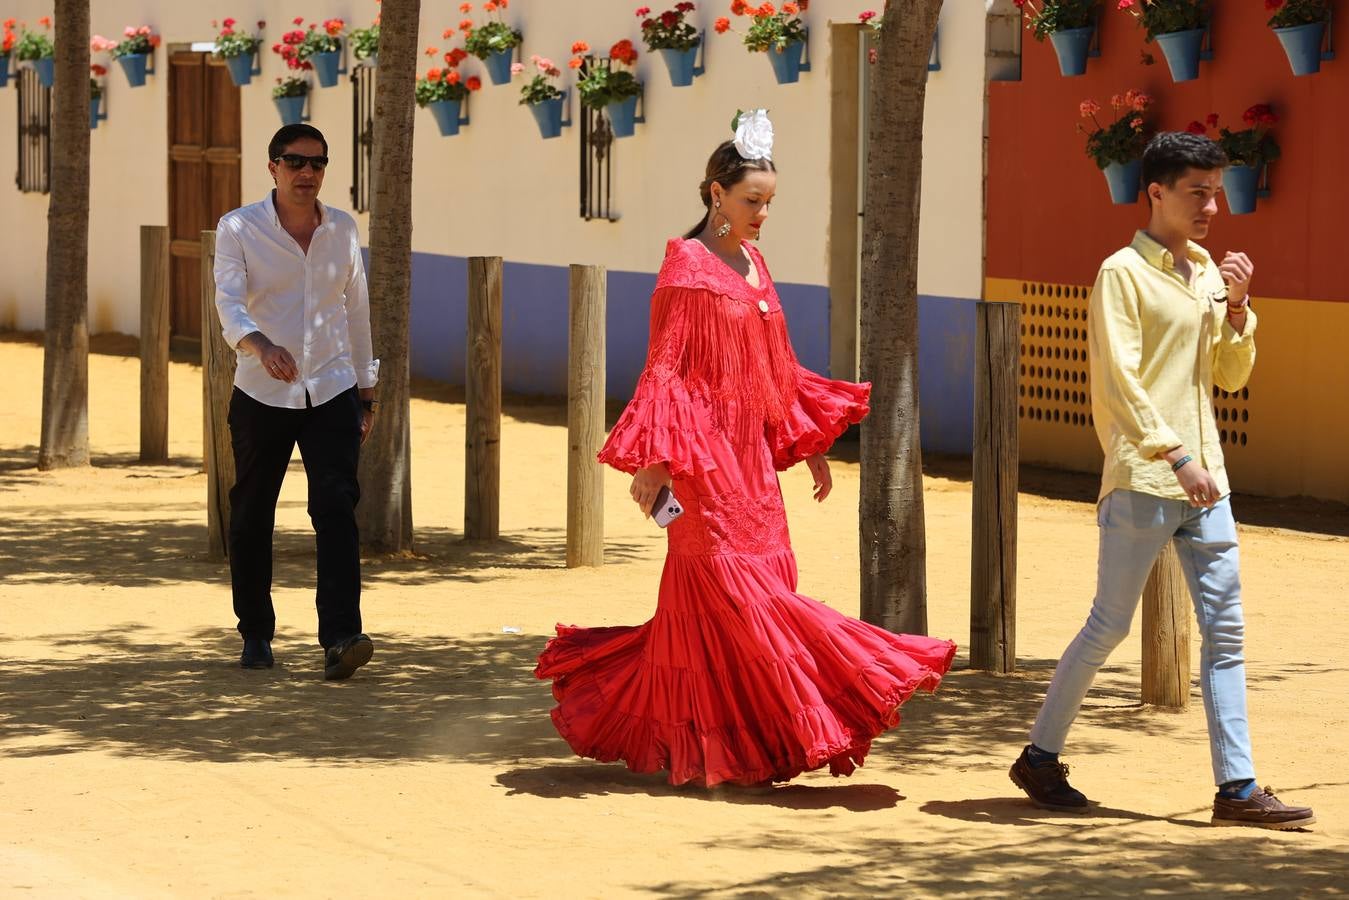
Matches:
[1102,159,1141,205]
[659,44,703,87]
[225,52,259,87]
[484,48,514,85]
[529,95,569,139]
[1273,22,1329,76]
[1155,28,1205,83]
[0,55,11,89]
[34,57,55,88]
[118,52,151,87]
[766,39,808,84]
[89,95,106,129]
[273,94,308,125]
[428,98,469,136]
[1222,164,1263,216]
[606,94,643,138]
[310,49,343,87]
[1049,26,1093,77]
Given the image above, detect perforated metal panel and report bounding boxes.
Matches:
[1016,279,1251,463]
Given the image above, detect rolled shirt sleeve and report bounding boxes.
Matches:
[1213,306,1257,394]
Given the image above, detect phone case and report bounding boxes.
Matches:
[651,485,684,528]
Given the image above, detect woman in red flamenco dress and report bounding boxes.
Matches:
[535,113,956,788]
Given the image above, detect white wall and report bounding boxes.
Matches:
[0,0,988,336]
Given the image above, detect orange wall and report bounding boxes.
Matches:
[988,6,1349,304]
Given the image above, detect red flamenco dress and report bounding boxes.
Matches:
[535,237,956,787]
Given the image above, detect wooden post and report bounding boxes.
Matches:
[970,301,1020,673]
[200,231,236,561]
[139,225,170,462]
[1142,541,1191,707]
[566,264,606,568]
[464,256,503,540]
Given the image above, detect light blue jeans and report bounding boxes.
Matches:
[1030,489,1255,785]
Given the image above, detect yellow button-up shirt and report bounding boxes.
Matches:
[1088,230,1257,502]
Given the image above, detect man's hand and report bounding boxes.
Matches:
[1163,446,1219,509]
[805,453,832,502]
[240,332,298,383]
[1218,251,1254,303]
[359,408,374,445]
[630,463,672,517]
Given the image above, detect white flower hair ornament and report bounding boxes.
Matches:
[732,108,774,161]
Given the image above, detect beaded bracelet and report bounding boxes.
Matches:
[1171,454,1194,472]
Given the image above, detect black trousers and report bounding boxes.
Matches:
[228,386,362,649]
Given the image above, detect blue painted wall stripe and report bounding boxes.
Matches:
[390,250,977,455]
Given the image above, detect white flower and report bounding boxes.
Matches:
[734,109,773,161]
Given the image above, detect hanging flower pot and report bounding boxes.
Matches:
[1272,21,1330,76]
[427,98,470,136]
[309,50,344,87]
[213,19,265,87]
[0,55,12,89]
[606,93,644,138]
[89,93,107,130]
[766,39,808,84]
[1221,164,1263,216]
[273,94,308,125]
[528,95,570,140]
[117,51,152,87]
[463,5,523,86]
[224,51,260,87]
[34,56,55,88]
[1048,27,1095,77]
[1102,159,1142,204]
[484,48,515,85]
[1154,28,1206,82]
[658,45,703,87]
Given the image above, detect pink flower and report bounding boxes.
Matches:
[635,5,651,15]
[124,26,137,37]
[1117,0,1136,8]
[1130,117,1144,129]
[858,10,876,22]
[138,26,152,36]
[510,61,524,74]
[293,17,304,26]
[1079,99,1100,118]
[223,17,236,28]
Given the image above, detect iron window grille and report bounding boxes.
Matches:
[350,63,374,213]
[16,68,52,195]
[578,57,628,223]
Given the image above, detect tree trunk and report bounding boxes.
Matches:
[38,0,91,469]
[357,0,420,553]
[858,0,943,634]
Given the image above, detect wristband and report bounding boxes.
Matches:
[1171,454,1193,472]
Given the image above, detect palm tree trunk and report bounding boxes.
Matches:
[38,0,91,469]
[357,0,420,552]
[858,0,943,634]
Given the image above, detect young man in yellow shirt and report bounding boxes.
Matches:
[1009,132,1315,830]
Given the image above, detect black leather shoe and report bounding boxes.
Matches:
[324,633,374,681]
[240,637,274,669]
[1009,746,1090,812]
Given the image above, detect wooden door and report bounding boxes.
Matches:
[168,51,241,341]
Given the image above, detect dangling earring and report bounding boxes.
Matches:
[712,201,732,238]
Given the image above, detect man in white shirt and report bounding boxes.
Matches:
[214,124,379,681]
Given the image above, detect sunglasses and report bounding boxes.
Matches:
[273,153,329,171]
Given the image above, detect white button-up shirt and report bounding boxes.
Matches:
[214,192,379,409]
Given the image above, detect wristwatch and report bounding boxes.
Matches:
[360,399,379,413]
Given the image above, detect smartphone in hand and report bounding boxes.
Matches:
[650,485,684,528]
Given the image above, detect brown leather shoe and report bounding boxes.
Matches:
[1212,786,1315,830]
[1009,746,1090,813]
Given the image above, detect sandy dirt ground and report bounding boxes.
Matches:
[2,334,1347,898]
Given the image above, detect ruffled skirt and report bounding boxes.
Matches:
[535,550,956,787]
